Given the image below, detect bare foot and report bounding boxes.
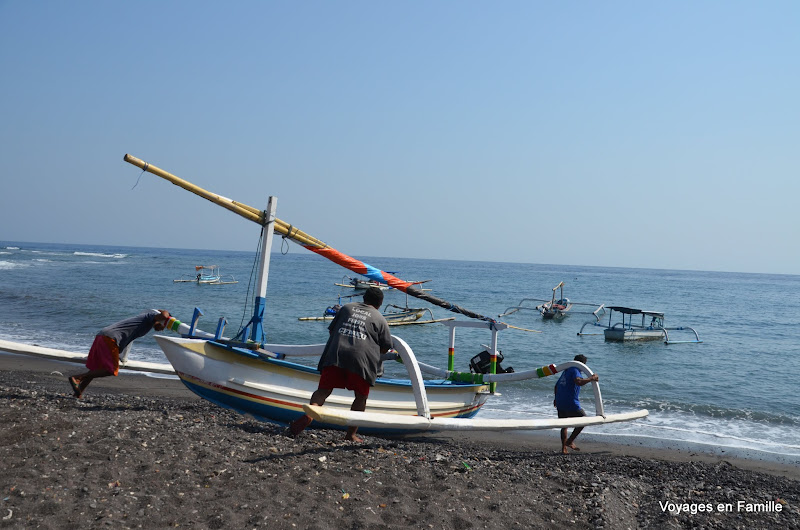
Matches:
[288,415,312,437]
[68,377,82,399]
[345,434,364,443]
[561,445,569,455]
[568,442,580,451]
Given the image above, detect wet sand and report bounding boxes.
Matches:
[0,353,797,529]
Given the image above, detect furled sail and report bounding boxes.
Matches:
[123,155,496,323]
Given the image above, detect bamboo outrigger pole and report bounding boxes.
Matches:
[123,154,518,326]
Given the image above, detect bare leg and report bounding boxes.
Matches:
[565,426,584,451]
[289,388,333,436]
[70,369,112,398]
[344,393,368,442]
[560,427,569,454]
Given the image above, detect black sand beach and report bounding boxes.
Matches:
[0,354,797,529]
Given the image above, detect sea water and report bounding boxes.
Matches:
[1,240,798,463]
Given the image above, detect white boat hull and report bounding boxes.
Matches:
[603,328,665,341]
[154,335,491,434]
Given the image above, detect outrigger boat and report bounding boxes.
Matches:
[335,275,431,291]
[123,154,648,433]
[299,293,456,326]
[499,282,604,321]
[578,306,702,344]
[335,276,389,290]
[174,265,238,285]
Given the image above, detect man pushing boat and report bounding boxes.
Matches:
[289,287,393,442]
[68,309,171,398]
[554,354,600,454]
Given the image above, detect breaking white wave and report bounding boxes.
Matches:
[73,251,127,259]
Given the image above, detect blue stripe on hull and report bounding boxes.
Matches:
[178,378,482,435]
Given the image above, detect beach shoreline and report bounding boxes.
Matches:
[1,352,798,529]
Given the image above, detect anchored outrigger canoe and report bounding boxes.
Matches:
[122,154,648,433]
[299,293,456,327]
[173,265,238,285]
[578,306,702,344]
[499,282,605,321]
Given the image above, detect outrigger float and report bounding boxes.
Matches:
[122,154,648,434]
[578,306,702,344]
[499,282,604,321]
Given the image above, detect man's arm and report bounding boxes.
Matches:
[575,374,599,386]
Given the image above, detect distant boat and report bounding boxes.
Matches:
[335,275,432,291]
[299,294,455,326]
[499,282,604,321]
[335,276,389,290]
[578,306,702,344]
[173,265,238,285]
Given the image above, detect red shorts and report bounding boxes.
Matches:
[318,366,370,397]
[86,335,120,376]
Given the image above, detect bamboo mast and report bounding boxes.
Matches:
[123,154,501,324]
[123,154,331,249]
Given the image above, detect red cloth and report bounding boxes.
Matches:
[86,335,120,376]
[318,365,370,397]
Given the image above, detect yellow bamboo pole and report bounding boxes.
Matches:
[123,154,262,224]
[123,154,330,249]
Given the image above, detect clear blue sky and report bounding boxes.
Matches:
[1,1,798,274]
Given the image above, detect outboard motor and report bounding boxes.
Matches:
[469,350,514,374]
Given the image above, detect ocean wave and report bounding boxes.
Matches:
[3,246,20,250]
[639,422,800,451]
[0,260,24,270]
[74,251,128,259]
[619,397,800,426]
[479,398,800,458]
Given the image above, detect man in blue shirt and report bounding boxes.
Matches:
[554,354,599,454]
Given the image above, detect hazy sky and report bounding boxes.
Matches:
[1,1,797,274]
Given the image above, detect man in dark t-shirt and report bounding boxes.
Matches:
[290,287,392,442]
